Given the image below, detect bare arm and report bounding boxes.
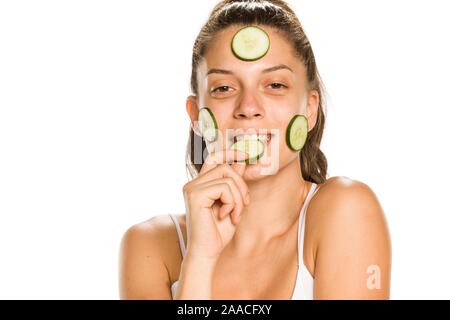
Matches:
[118,219,172,299]
[313,180,392,299]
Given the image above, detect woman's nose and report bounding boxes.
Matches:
[233,88,264,119]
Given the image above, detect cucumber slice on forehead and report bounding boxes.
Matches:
[286,115,308,151]
[198,107,218,142]
[230,137,265,164]
[232,26,270,61]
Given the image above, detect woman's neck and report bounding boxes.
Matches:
[229,158,311,256]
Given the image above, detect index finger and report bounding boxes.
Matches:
[195,160,250,206]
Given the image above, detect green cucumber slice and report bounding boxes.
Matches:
[198,107,218,142]
[230,137,265,164]
[286,115,308,151]
[232,26,270,61]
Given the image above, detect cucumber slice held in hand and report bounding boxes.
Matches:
[286,115,309,151]
[230,137,265,164]
[232,26,270,61]
[198,107,218,142]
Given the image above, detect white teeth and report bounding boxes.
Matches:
[235,134,271,142]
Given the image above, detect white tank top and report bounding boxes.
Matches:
[169,182,320,300]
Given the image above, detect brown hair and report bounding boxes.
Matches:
[185,0,328,184]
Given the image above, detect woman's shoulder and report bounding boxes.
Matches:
[307,176,391,298]
[118,214,186,298]
[307,175,389,260]
[311,175,383,212]
[124,213,187,256]
[120,214,187,282]
[122,214,183,245]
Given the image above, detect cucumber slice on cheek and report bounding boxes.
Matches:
[230,137,265,164]
[286,115,308,151]
[198,107,218,142]
[232,26,270,61]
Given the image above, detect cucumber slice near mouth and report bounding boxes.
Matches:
[232,26,270,61]
[286,115,308,151]
[198,107,218,142]
[230,137,265,164]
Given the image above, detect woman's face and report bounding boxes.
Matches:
[188,25,319,180]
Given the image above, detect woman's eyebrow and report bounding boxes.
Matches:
[207,64,293,76]
[262,64,293,74]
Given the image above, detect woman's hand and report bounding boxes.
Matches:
[182,149,250,261]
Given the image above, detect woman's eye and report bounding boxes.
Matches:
[212,86,232,93]
[268,83,287,89]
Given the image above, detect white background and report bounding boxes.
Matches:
[0,0,449,299]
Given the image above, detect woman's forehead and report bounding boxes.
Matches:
[201,25,303,76]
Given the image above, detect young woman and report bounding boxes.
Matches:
[119,0,391,300]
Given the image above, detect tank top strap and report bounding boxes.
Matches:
[298,183,321,265]
[169,214,186,259]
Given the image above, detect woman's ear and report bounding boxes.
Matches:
[186,96,201,136]
[306,90,320,132]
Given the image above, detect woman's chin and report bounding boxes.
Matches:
[242,157,280,180]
